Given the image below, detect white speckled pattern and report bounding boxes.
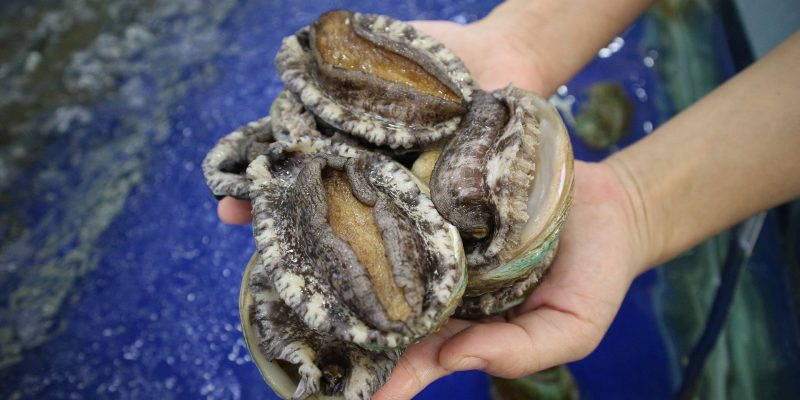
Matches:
[245,255,400,400]
[479,87,540,263]
[269,90,322,141]
[202,116,272,198]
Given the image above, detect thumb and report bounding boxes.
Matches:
[373,319,473,400]
[438,308,603,378]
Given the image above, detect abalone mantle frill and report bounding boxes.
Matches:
[245,253,401,400]
[202,116,273,200]
[276,10,478,149]
[202,9,574,400]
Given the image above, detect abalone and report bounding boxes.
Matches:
[275,10,478,149]
[573,82,632,150]
[247,137,466,350]
[268,90,322,142]
[425,87,574,318]
[211,136,464,399]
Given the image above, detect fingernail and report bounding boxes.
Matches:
[453,356,487,371]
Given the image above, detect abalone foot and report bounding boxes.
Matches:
[242,252,399,400]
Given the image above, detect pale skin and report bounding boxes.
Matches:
[217,1,800,398]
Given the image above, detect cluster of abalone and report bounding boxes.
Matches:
[202,10,573,400]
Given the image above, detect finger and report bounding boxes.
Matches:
[373,319,473,400]
[438,308,604,378]
[217,196,253,224]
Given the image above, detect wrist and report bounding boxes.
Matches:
[469,6,557,95]
[602,155,662,276]
[472,0,656,96]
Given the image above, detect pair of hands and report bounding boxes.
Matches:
[218,21,647,399]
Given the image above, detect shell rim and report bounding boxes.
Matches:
[510,94,575,260]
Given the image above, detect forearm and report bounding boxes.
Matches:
[606,32,800,271]
[475,0,655,95]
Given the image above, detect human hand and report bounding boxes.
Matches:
[372,161,647,399]
[214,19,649,399]
[408,20,552,95]
[217,196,252,224]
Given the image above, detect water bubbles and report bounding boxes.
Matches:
[598,37,625,58]
[609,37,625,52]
[643,49,659,68]
[122,338,145,360]
[164,376,177,390]
[200,382,216,396]
[227,337,251,364]
[635,87,648,102]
